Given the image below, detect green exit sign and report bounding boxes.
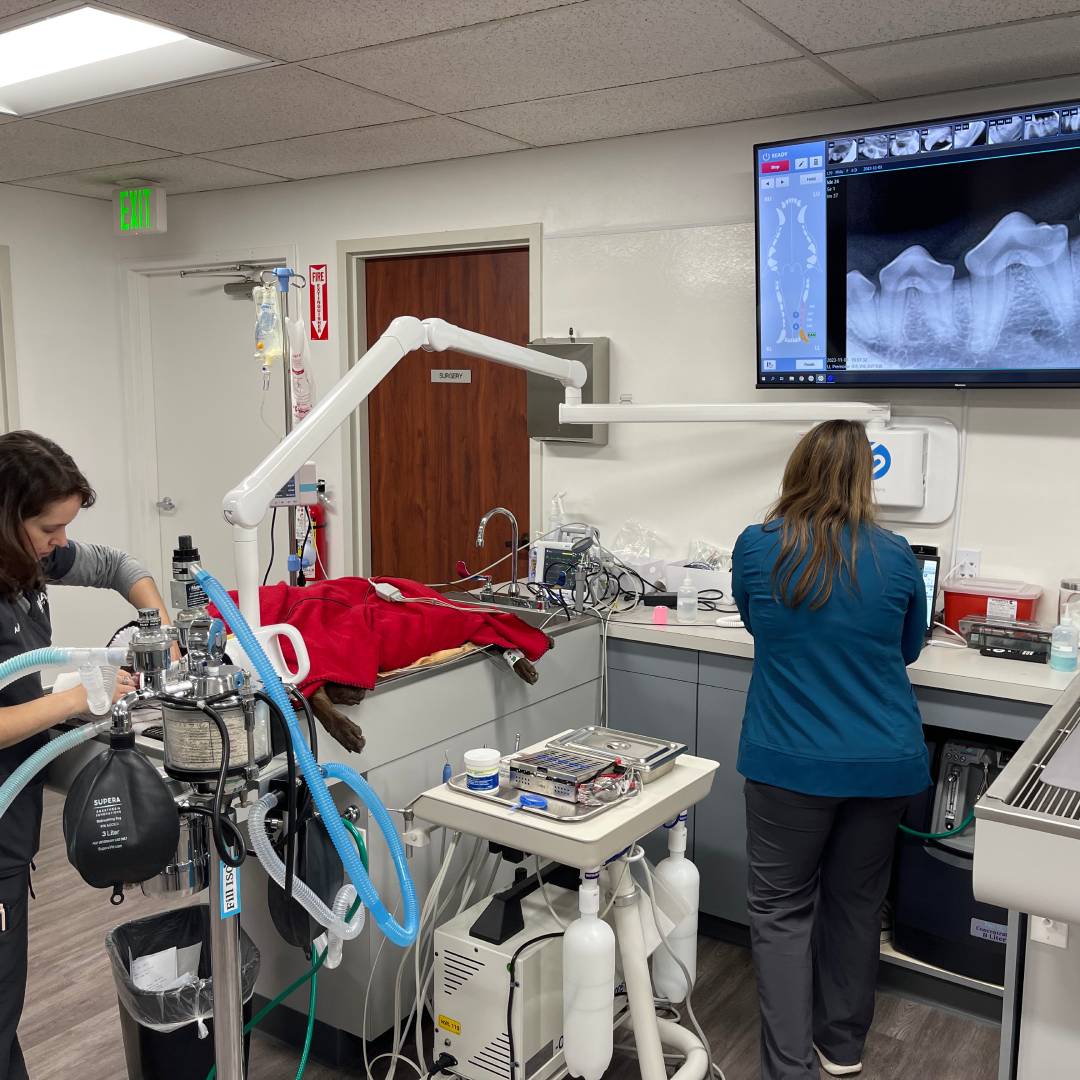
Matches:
[113,185,167,235]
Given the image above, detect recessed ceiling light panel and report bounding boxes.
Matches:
[0,5,262,115]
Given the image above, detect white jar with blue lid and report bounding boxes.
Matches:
[464,747,502,791]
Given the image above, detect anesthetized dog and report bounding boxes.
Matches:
[109,621,537,758]
[309,648,539,756]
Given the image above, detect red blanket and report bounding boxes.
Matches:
[211,577,552,697]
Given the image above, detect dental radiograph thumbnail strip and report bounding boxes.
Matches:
[826,99,1080,172]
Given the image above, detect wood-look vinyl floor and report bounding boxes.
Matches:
[24,791,1001,1079]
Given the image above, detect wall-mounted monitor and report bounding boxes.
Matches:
[754,96,1080,389]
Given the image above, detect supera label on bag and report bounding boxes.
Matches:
[91,795,127,852]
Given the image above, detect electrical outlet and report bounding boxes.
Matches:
[956,547,982,578]
[1031,917,1069,949]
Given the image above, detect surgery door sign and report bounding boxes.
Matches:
[309,264,329,341]
[431,369,473,384]
[871,442,892,480]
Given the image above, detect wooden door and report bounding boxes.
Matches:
[365,248,530,584]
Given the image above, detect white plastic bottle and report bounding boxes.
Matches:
[677,575,698,624]
[562,872,615,1080]
[549,491,567,535]
[651,812,700,1004]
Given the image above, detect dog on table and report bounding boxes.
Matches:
[110,621,537,758]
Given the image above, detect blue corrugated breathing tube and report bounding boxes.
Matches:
[0,647,127,823]
[194,567,418,948]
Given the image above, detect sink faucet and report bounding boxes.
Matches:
[476,507,521,598]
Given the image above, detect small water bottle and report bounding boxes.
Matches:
[1050,622,1079,672]
[677,575,698,624]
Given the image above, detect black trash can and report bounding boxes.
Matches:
[106,904,260,1080]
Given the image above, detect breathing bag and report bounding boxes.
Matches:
[63,731,181,903]
[267,793,345,952]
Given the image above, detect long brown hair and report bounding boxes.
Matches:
[765,419,877,609]
[0,431,96,597]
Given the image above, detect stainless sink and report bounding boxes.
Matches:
[440,591,593,635]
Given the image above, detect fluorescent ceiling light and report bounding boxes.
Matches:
[0,5,261,115]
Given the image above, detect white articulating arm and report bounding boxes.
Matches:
[224,312,890,627]
[224,315,588,626]
[559,401,892,425]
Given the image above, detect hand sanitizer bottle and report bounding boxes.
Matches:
[677,575,698,624]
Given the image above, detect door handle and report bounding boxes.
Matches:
[156,496,177,513]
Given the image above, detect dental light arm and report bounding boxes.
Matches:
[559,400,891,425]
[224,315,588,625]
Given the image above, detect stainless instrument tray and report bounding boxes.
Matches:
[548,726,685,781]
[447,773,628,823]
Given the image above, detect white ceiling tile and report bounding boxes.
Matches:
[203,115,527,179]
[106,0,583,62]
[741,0,1080,53]
[45,65,426,153]
[307,0,799,113]
[0,121,173,181]
[455,60,866,145]
[824,16,1080,100]
[0,1,50,17]
[13,155,286,199]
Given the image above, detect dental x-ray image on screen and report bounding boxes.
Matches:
[755,93,1080,389]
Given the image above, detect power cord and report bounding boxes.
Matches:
[264,507,278,586]
[507,933,565,1080]
[929,620,968,650]
[427,1053,457,1077]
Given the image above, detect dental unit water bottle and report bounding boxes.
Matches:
[563,870,615,1080]
[652,812,699,1004]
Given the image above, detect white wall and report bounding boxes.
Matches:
[0,184,135,646]
[119,70,1080,622]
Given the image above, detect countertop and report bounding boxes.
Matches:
[607,608,1076,706]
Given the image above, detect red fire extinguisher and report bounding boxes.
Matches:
[310,501,328,581]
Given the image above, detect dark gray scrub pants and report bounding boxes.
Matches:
[0,868,30,1080]
[745,780,911,1080]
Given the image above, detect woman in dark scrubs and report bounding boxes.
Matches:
[732,420,930,1080]
[0,431,171,1079]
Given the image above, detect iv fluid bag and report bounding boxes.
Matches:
[254,285,284,368]
[286,316,315,422]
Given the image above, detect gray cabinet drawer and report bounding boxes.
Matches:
[915,687,1047,743]
[695,685,749,925]
[607,667,697,864]
[698,652,753,692]
[607,638,698,683]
